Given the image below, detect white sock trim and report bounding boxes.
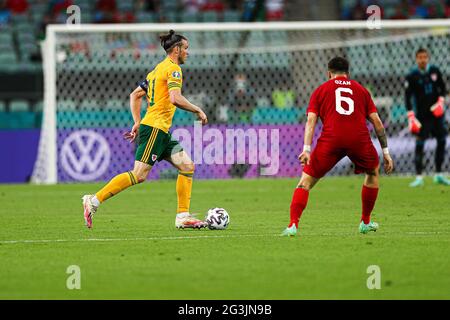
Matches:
[176,212,189,218]
[91,196,100,207]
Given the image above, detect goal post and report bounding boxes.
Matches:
[32,20,450,184]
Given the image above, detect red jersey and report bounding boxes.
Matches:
[307,76,377,145]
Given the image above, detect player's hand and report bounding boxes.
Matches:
[383,153,394,174]
[298,151,310,167]
[430,96,445,118]
[123,122,140,143]
[196,109,208,125]
[407,111,421,134]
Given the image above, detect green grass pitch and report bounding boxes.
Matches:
[0,176,449,299]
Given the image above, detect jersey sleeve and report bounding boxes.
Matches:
[167,64,183,91]
[307,87,320,115]
[404,74,414,111]
[435,67,447,97]
[365,88,378,115]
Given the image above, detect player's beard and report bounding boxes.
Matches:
[178,55,185,65]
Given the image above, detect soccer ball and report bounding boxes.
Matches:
[205,208,230,230]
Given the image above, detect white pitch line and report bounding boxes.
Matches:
[0,231,447,245]
[0,234,276,245]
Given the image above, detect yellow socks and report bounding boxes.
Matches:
[176,171,194,213]
[95,171,138,203]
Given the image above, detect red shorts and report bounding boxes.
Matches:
[303,139,379,179]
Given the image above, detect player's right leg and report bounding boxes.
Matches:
[281,173,319,237]
[359,167,380,234]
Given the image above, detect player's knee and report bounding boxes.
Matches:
[297,180,312,191]
[132,170,148,183]
[180,162,195,173]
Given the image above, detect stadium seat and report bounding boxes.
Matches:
[223,10,241,22]
[81,99,103,111]
[106,99,126,110]
[180,12,198,23]
[0,52,17,64]
[0,32,13,43]
[34,101,43,112]
[136,12,158,23]
[0,42,14,52]
[202,11,219,23]
[251,107,301,125]
[163,12,178,22]
[10,100,29,112]
[161,0,178,11]
[10,14,29,24]
[117,1,134,12]
[0,63,20,72]
[58,99,77,111]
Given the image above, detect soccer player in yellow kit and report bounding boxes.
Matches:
[82,30,208,229]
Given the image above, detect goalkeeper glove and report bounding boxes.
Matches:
[407,111,422,134]
[430,96,445,118]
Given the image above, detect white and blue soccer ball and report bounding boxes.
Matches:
[205,207,230,230]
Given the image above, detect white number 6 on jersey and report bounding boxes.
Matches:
[335,87,354,115]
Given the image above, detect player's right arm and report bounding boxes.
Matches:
[124,85,146,142]
[368,112,394,174]
[299,112,318,166]
[169,89,208,125]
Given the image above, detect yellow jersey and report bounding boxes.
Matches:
[139,57,183,133]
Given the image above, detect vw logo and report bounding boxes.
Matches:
[60,130,111,181]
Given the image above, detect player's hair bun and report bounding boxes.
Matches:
[160,30,186,52]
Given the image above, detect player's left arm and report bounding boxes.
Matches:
[430,68,447,117]
[368,112,394,174]
[167,66,207,125]
[298,112,318,166]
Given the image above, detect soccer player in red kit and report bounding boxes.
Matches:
[281,57,394,236]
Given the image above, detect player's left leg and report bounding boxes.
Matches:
[82,161,150,228]
[347,141,380,233]
[359,167,380,234]
[164,150,207,229]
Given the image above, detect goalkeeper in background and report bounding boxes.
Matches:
[406,48,449,187]
[82,30,209,229]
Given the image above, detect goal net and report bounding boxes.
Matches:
[32,21,450,183]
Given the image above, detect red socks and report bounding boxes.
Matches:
[361,185,379,224]
[288,185,378,228]
[289,188,309,228]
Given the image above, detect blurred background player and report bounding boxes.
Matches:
[82,30,209,229]
[405,47,449,187]
[281,57,394,237]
